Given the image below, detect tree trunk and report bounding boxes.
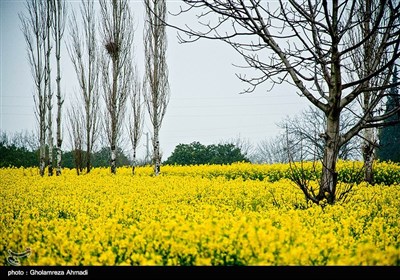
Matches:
[132,149,137,175]
[46,0,53,177]
[74,149,81,175]
[153,128,160,176]
[86,111,91,174]
[86,140,91,174]
[318,23,343,204]
[111,144,116,174]
[47,58,53,174]
[40,126,46,177]
[318,108,341,204]
[47,130,53,176]
[56,137,62,175]
[47,83,53,177]
[40,74,46,178]
[361,0,374,184]
[110,31,118,175]
[47,91,53,177]
[363,127,375,183]
[56,35,63,176]
[40,77,47,177]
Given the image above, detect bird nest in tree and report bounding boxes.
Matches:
[105,41,119,56]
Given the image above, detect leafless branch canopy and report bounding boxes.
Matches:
[19,0,51,176]
[164,0,400,204]
[167,1,400,133]
[128,69,144,173]
[52,0,67,176]
[67,0,100,173]
[99,0,134,173]
[144,0,170,175]
[144,0,170,129]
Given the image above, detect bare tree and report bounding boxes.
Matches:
[52,0,67,176]
[278,105,362,161]
[0,130,38,152]
[68,0,100,174]
[144,0,170,176]
[67,105,84,175]
[99,0,134,174]
[19,0,48,176]
[347,0,384,183]
[220,133,255,161]
[128,70,144,175]
[166,1,400,204]
[45,0,54,176]
[254,134,297,164]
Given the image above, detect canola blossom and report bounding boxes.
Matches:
[1,162,399,266]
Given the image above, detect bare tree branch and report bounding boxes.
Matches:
[19,0,49,176]
[164,0,400,204]
[100,0,134,174]
[67,0,99,174]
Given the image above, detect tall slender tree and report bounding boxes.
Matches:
[144,0,170,176]
[19,0,48,176]
[100,0,134,174]
[52,0,67,176]
[67,104,84,175]
[45,0,53,176]
[68,0,100,174]
[348,0,383,183]
[128,69,144,175]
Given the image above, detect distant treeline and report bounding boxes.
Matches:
[0,144,132,169]
[0,131,132,168]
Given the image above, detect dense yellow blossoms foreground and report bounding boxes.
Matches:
[1,162,399,265]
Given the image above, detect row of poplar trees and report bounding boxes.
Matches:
[19,0,169,176]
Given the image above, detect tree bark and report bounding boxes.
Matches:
[144,0,170,176]
[46,0,53,176]
[363,127,375,183]
[68,0,98,174]
[54,0,65,176]
[153,129,160,176]
[319,130,340,204]
[111,144,116,174]
[131,149,136,175]
[100,0,132,175]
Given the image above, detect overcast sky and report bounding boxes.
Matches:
[0,0,310,160]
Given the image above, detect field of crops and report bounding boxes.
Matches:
[1,161,400,266]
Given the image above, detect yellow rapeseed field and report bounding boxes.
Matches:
[1,162,399,265]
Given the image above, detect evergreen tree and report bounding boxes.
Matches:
[0,130,38,168]
[377,67,400,162]
[0,144,38,168]
[164,141,249,165]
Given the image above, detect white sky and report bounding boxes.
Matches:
[0,0,310,160]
